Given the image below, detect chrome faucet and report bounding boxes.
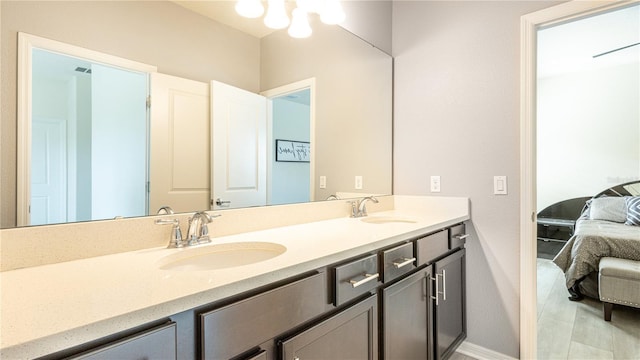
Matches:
[351,196,379,217]
[156,206,174,215]
[326,194,340,200]
[186,211,220,246]
[155,218,184,248]
[155,211,221,248]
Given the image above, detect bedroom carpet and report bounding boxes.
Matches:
[537,259,640,359]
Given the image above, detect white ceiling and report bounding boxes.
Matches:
[537,4,640,78]
[172,0,284,38]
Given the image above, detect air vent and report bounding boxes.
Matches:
[74,66,91,74]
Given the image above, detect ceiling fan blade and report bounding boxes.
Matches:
[593,42,640,58]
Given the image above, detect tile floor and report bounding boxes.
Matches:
[450,352,477,360]
[537,259,640,359]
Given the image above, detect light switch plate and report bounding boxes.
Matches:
[430,176,441,193]
[494,176,508,195]
[355,176,363,190]
[319,176,327,189]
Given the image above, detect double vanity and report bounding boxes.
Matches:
[0,195,470,359]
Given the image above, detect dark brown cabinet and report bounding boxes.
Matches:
[381,268,433,360]
[279,295,378,360]
[200,272,327,360]
[66,322,177,360]
[46,223,467,360]
[434,249,466,360]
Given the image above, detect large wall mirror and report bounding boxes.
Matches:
[0,0,393,229]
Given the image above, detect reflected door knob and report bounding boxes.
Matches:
[215,198,231,207]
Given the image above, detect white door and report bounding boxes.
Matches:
[31,117,67,225]
[150,73,210,214]
[91,64,148,219]
[211,81,267,209]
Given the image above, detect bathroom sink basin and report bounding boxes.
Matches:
[158,242,286,271]
[360,216,418,224]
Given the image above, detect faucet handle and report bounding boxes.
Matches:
[155,219,184,248]
[347,200,358,218]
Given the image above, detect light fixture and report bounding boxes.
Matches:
[235,0,346,39]
[296,0,319,14]
[263,0,290,29]
[320,0,345,25]
[234,0,264,19]
[288,8,312,38]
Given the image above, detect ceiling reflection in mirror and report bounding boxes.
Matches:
[0,0,392,229]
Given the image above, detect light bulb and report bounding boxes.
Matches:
[320,0,345,25]
[235,0,264,18]
[264,0,290,29]
[288,8,312,38]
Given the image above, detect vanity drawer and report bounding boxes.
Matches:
[415,230,449,266]
[200,272,326,360]
[449,223,468,250]
[67,322,177,360]
[333,254,379,306]
[381,242,416,282]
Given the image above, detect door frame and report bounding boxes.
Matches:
[17,32,157,226]
[519,1,637,358]
[261,78,316,203]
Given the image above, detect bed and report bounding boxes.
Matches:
[552,181,640,299]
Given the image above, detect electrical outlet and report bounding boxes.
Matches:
[319,176,327,189]
[355,176,363,190]
[430,176,441,192]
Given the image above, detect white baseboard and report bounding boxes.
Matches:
[457,341,519,360]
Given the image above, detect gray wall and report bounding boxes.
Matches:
[392,1,560,357]
[261,21,393,201]
[341,0,393,54]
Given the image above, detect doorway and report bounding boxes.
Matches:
[17,33,156,226]
[520,1,640,358]
[262,78,316,205]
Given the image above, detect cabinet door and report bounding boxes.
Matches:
[382,267,433,360]
[434,249,466,360]
[280,295,378,360]
[68,322,177,360]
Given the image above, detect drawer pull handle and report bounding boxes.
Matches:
[349,273,379,288]
[431,271,446,305]
[431,275,440,306]
[454,234,470,240]
[393,257,416,269]
[442,269,447,301]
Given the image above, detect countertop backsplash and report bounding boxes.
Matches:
[0,195,394,271]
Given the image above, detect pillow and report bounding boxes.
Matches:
[588,197,627,223]
[625,196,640,226]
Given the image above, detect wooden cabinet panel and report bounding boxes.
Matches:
[67,322,177,360]
[200,272,326,360]
[434,249,466,360]
[334,254,379,306]
[415,230,448,266]
[381,242,416,283]
[280,295,378,360]
[448,224,467,250]
[382,268,433,360]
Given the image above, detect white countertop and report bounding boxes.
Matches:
[0,196,469,359]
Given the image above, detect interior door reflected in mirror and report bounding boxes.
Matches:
[28,49,149,226]
[5,0,392,229]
